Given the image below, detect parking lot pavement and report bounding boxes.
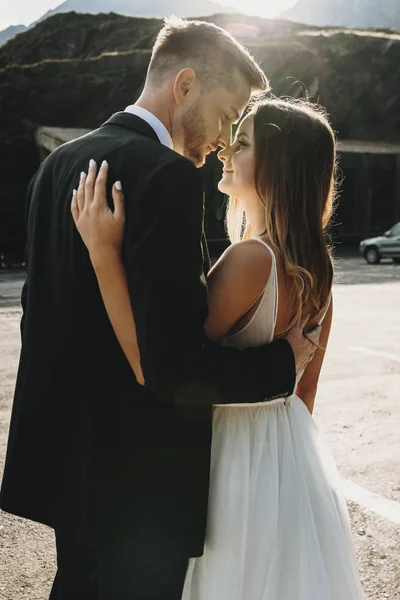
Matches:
[0,270,25,308]
[316,279,400,501]
[334,246,400,284]
[310,248,400,598]
[314,279,400,598]
[0,249,400,598]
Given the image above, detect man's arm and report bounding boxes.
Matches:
[124,157,296,406]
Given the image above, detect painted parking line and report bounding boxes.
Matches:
[342,479,400,525]
[350,346,400,363]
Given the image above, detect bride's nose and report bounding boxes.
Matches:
[218,145,231,163]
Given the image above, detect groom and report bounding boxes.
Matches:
[1,17,317,600]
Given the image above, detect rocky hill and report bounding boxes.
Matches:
[0,13,161,68]
[0,0,234,47]
[0,12,311,68]
[0,11,399,257]
[280,0,400,31]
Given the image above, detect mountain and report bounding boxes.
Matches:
[280,0,400,30]
[0,24,27,47]
[39,0,234,20]
[0,0,235,48]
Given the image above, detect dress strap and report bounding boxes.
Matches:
[253,237,331,330]
[318,292,332,325]
[253,237,279,331]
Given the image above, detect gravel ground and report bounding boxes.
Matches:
[1,250,400,599]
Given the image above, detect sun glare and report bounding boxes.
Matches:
[218,0,298,19]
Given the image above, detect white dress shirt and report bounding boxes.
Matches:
[124,105,173,150]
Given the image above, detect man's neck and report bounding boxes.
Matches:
[135,97,173,139]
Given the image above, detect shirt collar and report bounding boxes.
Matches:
[124,105,173,150]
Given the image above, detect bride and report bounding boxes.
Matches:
[72,97,364,599]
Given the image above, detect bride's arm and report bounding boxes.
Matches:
[71,160,144,385]
[204,244,317,373]
[295,299,333,413]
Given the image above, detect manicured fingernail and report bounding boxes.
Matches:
[115,181,122,191]
[89,159,96,168]
[80,171,86,180]
[101,160,108,168]
[72,189,77,196]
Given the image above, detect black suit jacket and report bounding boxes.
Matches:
[0,112,296,556]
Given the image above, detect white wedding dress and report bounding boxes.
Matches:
[182,238,364,600]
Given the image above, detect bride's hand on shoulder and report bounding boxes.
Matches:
[71,159,125,265]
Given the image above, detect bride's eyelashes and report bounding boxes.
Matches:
[233,139,248,150]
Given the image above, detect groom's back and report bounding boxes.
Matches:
[0,114,187,537]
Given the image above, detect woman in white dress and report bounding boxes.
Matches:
[72,97,364,599]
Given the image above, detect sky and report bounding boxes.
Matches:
[0,0,60,30]
[218,0,297,18]
[0,0,298,31]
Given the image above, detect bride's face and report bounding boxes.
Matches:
[218,115,259,206]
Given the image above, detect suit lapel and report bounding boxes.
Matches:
[103,112,211,276]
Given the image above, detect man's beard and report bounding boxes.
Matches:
[182,100,208,168]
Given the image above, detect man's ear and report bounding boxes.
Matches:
[173,68,197,105]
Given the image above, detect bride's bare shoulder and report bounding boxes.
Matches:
[204,239,273,341]
[208,238,273,302]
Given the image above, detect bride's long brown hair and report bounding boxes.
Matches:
[226,98,337,333]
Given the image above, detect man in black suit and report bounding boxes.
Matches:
[0,17,317,600]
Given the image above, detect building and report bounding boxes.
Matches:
[337,140,400,242]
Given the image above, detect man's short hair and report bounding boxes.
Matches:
[147,16,269,93]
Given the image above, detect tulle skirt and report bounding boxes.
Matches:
[182,396,364,600]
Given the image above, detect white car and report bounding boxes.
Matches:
[359,223,400,264]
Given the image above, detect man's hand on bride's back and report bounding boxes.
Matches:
[71,159,125,262]
[284,317,321,374]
